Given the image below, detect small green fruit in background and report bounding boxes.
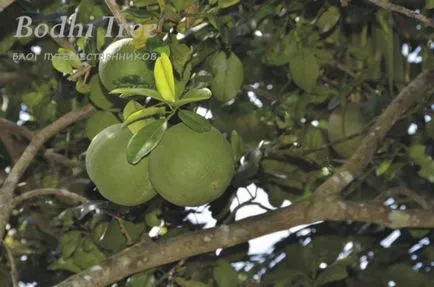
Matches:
[327,103,367,158]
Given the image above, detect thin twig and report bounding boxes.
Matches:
[0,119,80,168]
[376,187,432,209]
[13,188,89,206]
[3,244,18,287]
[112,216,133,246]
[105,0,132,37]
[366,0,434,28]
[223,201,273,224]
[68,65,92,82]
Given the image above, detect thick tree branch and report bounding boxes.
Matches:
[0,104,95,240]
[314,70,434,200]
[13,188,89,206]
[56,198,434,287]
[0,72,28,85]
[366,0,434,28]
[57,70,434,286]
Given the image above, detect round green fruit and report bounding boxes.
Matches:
[149,123,234,207]
[85,124,156,206]
[327,103,367,158]
[98,38,154,91]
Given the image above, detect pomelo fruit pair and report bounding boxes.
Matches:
[86,123,234,207]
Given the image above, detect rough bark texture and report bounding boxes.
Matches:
[55,199,434,287]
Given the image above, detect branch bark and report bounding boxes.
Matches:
[0,0,14,11]
[55,199,434,287]
[0,104,95,240]
[13,188,89,206]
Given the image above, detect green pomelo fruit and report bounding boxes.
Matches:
[85,124,156,206]
[327,103,367,158]
[149,123,234,207]
[98,38,154,91]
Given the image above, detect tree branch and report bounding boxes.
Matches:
[0,104,95,240]
[3,244,18,287]
[13,188,89,206]
[366,0,434,28]
[55,198,434,287]
[0,72,28,85]
[0,119,79,168]
[0,0,14,11]
[314,70,434,200]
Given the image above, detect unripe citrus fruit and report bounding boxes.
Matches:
[149,123,234,207]
[86,124,156,206]
[98,38,154,91]
[327,103,367,158]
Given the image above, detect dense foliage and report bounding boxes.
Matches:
[1,0,434,286]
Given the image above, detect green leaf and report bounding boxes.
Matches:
[154,45,171,57]
[0,34,15,53]
[48,258,82,273]
[210,51,244,103]
[426,0,434,9]
[316,6,341,33]
[60,231,82,259]
[230,130,245,162]
[213,259,238,287]
[126,270,155,287]
[127,119,167,164]
[76,78,90,94]
[96,27,106,51]
[73,238,106,269]
[154,53,176,102]
[52,48,82,74]
[123,100,146,133]
[315,257,354,286]
[178,110,211,133]
[123,100,144,119]
[376,159,392,176]
[170,38,193,75]
[218,0,239,9]
[123,107,166,127]
[289,48,319,92]
[22,92,46,108]
[174,88,212,107]
[111,88,164,102]
[174,277,210,287]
